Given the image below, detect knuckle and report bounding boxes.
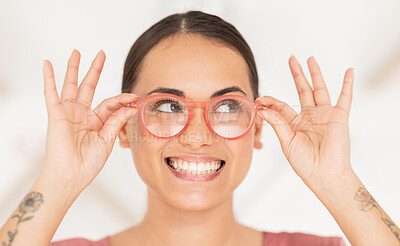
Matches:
[293,72,304,80]
[340,92,351,98]
[91,65,102,75]
[76,98,91,108]
[44,74,55,80]
[62,97,76,103]
[313,87,326,92]
[82,82,96,90]
[67,64,79,70]
[298,87,311,95]
[64,79,78,86]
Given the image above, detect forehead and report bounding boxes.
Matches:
[134,34,253,100]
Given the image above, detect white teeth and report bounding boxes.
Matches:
[189,162,196,174]
[205,162,210,172]
[168,158,223,175]
[198,162,205,172]
[183,161,189,171]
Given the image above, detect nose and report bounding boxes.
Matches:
[178,107,214,147]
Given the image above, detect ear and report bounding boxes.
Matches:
[253,114,263,149]
[118,122,130,148]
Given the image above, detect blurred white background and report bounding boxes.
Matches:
[1,0,399,245]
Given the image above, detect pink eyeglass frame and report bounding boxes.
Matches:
[130,93,265,140]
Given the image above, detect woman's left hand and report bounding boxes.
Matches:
[256,55,355,190]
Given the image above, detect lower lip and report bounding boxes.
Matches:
[164,159,225,182]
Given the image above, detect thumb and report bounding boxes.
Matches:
[257,108,295,152]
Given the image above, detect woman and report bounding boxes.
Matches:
[1,10,399,246]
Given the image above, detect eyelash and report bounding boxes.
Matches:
[212,100,245,113]
[149,99,182,111]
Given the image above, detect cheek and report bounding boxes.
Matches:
[127,113,166,145]
[126,115,163,181]
[225,129,255,184]
[232,127,255,158]
[127,113,148,144]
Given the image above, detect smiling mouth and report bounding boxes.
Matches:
[164,157,225,175]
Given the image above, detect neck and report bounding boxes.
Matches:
[137,188,242,246]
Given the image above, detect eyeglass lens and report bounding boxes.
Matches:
[141,95,253,139]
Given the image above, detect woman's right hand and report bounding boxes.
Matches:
[42,49,138,192]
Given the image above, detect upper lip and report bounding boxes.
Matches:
[165,155,225,163]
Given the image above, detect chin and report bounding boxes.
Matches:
[165,191,229,211]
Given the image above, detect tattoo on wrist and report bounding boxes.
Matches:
[354,187,400,242]
[1,191,44,246]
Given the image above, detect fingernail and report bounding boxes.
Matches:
[255,96,266,101]
[71,49,80,58]
[43,60,50,68]
[129,93,139,98]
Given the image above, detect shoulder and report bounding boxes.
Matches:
[50,236,110,246]
[262,231,346,246]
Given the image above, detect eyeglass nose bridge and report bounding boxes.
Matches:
[184,100,212,108]
[184,101,213,126]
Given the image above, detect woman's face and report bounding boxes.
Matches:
[119,34,263,210]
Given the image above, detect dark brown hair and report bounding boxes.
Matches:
[122,10,259,100]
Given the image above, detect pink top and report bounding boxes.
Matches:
[50,231,346,245]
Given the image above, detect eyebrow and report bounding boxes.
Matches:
[146,86,247,99]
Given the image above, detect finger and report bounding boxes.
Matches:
[289,55,316,110]
[61,49,81,102]
[255,96,298,124]
[77,50,105,107]
[257,108,295,153]
[43,60,60,110]
[99,106,138,152]
[307,56,332,106]
[335,68,354,114]
[93,93,139,124]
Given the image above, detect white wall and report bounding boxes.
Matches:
[1,1,399,245]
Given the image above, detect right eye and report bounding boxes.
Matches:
[150,99,184,113]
